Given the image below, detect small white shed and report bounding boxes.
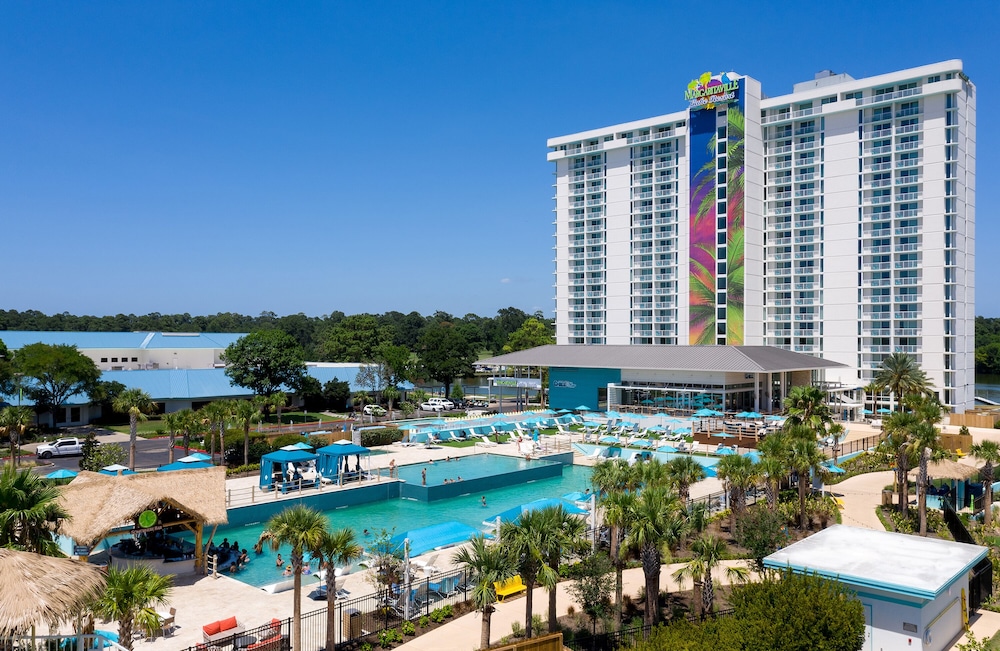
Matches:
[764,525,988,651]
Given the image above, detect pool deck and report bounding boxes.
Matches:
[113,420,999,650]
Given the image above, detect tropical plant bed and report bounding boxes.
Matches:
[876,505,951,538]
[354,602,474,649]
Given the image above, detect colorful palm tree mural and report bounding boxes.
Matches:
[689,110,718,345]
[725,106,746,344]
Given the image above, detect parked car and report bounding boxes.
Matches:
[362,404,387,416]
[427,397,455,410]
[420,402,445,411]
[36,437,85,459]
[467,398,489,408]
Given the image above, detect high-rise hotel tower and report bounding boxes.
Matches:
[548,61,975,411]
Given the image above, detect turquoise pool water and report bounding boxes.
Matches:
[572,443,721,476]
[396,455,554,486]
[206,464,593,588]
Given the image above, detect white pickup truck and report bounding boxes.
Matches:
[35,437,85,459]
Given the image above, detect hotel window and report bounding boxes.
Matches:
[100,358,108,363]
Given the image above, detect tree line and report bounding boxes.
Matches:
[976,316,1000,375]
[0,307,551,361]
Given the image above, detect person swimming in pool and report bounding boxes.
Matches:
[481,496,487,507]
[275,554,284,568]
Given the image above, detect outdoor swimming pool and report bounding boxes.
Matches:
[205,463,593,589]
[396,454,552,486]
[571,443,721,476]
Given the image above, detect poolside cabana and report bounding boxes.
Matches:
[316,442,371,484]
[259,448,320,491]
[58,467,227,572]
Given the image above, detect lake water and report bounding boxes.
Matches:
[976,375,1000,403]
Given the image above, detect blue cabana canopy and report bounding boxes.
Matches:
[98,464,137,476]
[316,443,370,478]
[259,448,319,489]
[157,460,213,472]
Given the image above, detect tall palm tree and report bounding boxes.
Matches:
[622,485,684,626]
[673,533,749,618]
[542,506,587,633]
[782,385,832,434]
[599,488,635,630]
[875,352,930,410]
[112,388,156,470]
[200,401,230,465]
[664,456,707,504]
[500,509,552,639]
[827,423,847,466]
[0,405,34,467]
[757,431,790,511]
[452,534,517,650]
[256,505,326,651]
[880,411,920,514]
[911,422,940,536]
[162,411,184,464]
[0,464,69,555]
[862,381,882,415]
[971,440,1000,527]
[312,526,363,651]
[269,392,288,426]
[383,385,400,421]
[95,564,173,651]
[232,399,263,466]
[716,454,756,531]
[787,437,825,529]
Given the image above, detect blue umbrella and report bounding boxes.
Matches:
[179,452,212,462]
[99,464,137,476]
[575,405,591,412]
[877,408,892,414]
[398,423,423,430]
[45,469,77,479]
[714,432,736,439]
[157,460,213,472]
[766,415,786,422]
[743,450,762,463]
[673,427,692,434]
[693,408,716,418]
[656,444,678,452]
[862,409,874,415]
[822,461,846,474]
[562,491,590,502]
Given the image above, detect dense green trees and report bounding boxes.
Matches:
[13,343,101,425]
[0,464,68,555]
[417,322,477,397]
[222,330,307,397]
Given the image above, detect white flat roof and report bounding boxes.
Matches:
[763,525,988,601]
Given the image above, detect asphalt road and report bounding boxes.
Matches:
[30,433,175,474]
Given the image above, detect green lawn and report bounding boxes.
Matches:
[440,440,478,448]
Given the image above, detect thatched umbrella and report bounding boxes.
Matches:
[0,548,105,634]
[908,459,981,481]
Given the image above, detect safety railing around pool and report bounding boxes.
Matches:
[225,470,395,508]
[0,633,129,651]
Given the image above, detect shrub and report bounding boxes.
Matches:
[441,604,454,618]
[418,615,429,628]
[272,434,309,450]
[734,505,787,570]
[429,608,445,624]
[401,620,415,636]
[361,643,373,651]
[225,463,260,477]
[359,428,403,447]
[510,621,524,638]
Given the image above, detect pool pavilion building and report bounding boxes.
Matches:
[477,345,847,414]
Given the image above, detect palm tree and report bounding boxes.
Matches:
[112,388,156,470]
[880,411,920,514]
[599,488,634,630]
[452,534,517,650]
[716,454,757,531]
[757,432,790,511]
[787,437,825,529]
[256,505,326,651]
[541,506,586,633]
[232,399,262,466]
[0,405,34,467]
[500,509,552,639]
[200,401,230,465]
[782,385,832,434]
[827,423,847,466]
[162,411,184,464]
[862,381,882,415]
[672,533,748,618]
[95,564,173,650]
[0,464,69,555]
[664,456,706,504]
[971,440,1000,527]
[383,385,400,421]
[875,352,930,410]
[269,392,288,427]
[622,485,684,626]
[911,422,940,536]
[312,526,363,651]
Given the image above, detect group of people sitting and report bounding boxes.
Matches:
[442,476,464,484]
[274,553,320,576]
[212,538,250,573]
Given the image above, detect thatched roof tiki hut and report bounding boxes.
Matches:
[57,467,228,572]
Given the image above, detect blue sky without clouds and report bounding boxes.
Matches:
[2,0,997,318]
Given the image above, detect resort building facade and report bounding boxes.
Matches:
[548,60,976,411]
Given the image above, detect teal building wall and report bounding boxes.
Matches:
[548,367,621,410]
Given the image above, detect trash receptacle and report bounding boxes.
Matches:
[343,607,361,640]
[882,489,893,506]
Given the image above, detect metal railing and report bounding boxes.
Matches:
[1,633,129,651]
[180,616,291,651]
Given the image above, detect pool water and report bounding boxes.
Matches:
[572,443,721,476]
[396,454,553,486]
[204,464,593,588]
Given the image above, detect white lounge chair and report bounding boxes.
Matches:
[475,435,498,448]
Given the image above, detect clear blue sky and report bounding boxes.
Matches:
[2,0,997,318]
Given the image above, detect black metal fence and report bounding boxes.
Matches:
[180,617,291,651]
[941,498,994,615]
[564,609,736,651]
[834,434,882,459]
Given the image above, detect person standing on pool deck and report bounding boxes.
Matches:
[421,468,427,485]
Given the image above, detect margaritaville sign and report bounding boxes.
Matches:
[685,72,740,111]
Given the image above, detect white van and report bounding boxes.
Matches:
[427,397,455,410]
